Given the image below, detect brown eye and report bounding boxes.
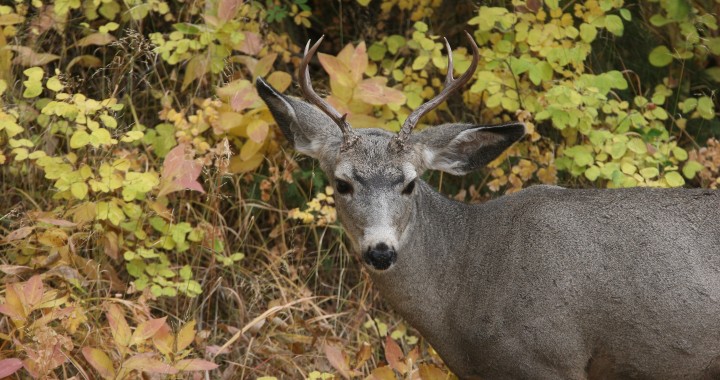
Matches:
[336,179,353,195]
[402,180,415,195]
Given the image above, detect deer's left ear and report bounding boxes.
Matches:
[410,123,526,175]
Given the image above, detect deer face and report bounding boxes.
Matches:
[256,33,525,271]
[328,130,421,271]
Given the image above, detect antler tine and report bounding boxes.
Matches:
[393,31,480,147]
[299,36,358,150]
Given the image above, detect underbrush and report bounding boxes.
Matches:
[1,0,719,378]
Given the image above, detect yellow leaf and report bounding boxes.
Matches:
[253,53,277,79]
[182,55,210,91]
[228,153,264,173]
[239,139,263,160]
[266,71,292,92]
[246,119,269,143]
[81,347,115,380]
[176,320,196,352]
[71,181,88,200]
[318,53,354,88]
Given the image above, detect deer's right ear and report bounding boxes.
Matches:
[256,77,342,159]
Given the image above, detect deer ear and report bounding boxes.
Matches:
[411,123,526,175]
[256,77,342,159]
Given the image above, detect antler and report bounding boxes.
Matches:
[299,36,359,151]
[391,31,480,149]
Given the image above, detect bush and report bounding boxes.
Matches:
[0,0,718,378]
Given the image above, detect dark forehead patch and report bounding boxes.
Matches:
[352,167,404,187]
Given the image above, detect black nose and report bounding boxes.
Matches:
[363,243,396,270]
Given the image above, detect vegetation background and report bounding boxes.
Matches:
[0,0,719,378]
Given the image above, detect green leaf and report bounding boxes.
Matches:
[672,147,688,161]
[604,15,624,36]
[89,128,116,147]
[579,24,597,43]
[649,46,673,67]
[70,130,91,148]
[664,0,690,20]
[122,171,160,201]
[584,166,600,181]
[46,76,64,92]
[100,114,117,129]
[664,171,685,187]
[368,43,386,61]
[619,8,632,21]
[386,35,405,54]
[649,14,669,26]
[682,160,704,179]
[179,265,193,280]
[120,131,144,143]
[573,151,593,167]
[627,138,648,154]
[697,96,715,119]
[639,167,659,179]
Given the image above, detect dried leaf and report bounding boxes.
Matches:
[0,358,23,378]
[0,13,25,26]
[2,226,34,242]
[158,144,205,197]
[418,364,450,380]
[107,304,132,347]
[130,317,167,346]
[174,358,219,371]
[355,341,372,369]
[384,335,407,374]
[102,231,119,260]
[237,31,263,55]
[123,354,178,374]
[152,323,174,355]
[37,217,77,227]
[23,275,44,309]
[253,53,277,78]
[182,55,210,91]
[218,0,242,22]
[8,46,60,66]
[67,55,102,71]
[77,33,117,47]
[37,228,68,248]
[82,347,116,380]
[324,343,353,379]
[0,265,31,275]
[176,320,197,352]
[367,366,397,380]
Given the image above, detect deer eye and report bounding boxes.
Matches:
[336,179,353,195]
[402,180,415,195]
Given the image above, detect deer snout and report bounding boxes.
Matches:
[363,243,397,270]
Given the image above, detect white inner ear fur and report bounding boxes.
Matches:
[420,128,503,176]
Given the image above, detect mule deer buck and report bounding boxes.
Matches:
[256,32,720,379]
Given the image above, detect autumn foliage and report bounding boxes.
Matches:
[0,0,719,378]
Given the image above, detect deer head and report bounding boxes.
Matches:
[256,32,525,272]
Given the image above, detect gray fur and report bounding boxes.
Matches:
[256,77,720,379]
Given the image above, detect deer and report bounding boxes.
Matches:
[256,31,720,379]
